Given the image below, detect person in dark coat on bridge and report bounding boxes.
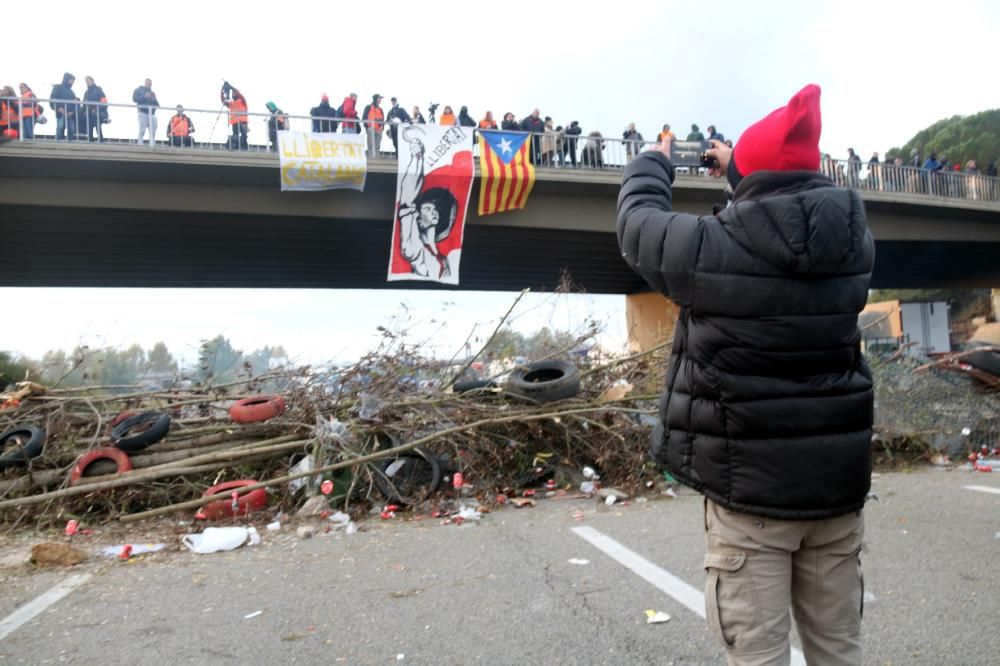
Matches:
[50,72,78,141]
[987,161,997,178]
[81,76,108,142]
[500,112,518,131]
[563,120,581,167]
[386,97,411,152]
[520,108,545,164]
[310,94,339,133]
[706,124,724,142]
[618,84,874,666]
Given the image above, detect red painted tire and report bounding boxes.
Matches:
[228,396,286,424]
[69,447,133,486]
[105,410,140,436]
[197,479,267,520]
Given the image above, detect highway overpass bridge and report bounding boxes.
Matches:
[1,143,998,292]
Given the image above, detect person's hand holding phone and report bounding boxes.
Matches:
[706,139,732,178]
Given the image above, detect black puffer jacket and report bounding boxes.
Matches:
[617,151,875,520]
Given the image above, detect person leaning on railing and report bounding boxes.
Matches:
[82,76,108,143]
[17,83,44,139]
[133,78,159,145]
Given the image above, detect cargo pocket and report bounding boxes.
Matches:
[704,550,750,649]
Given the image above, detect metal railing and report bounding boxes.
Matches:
[2,97,999,203]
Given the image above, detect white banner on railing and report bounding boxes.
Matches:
[277,130,367,191]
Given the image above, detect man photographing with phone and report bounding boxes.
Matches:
[617,84,874,665]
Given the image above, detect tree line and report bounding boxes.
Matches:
[887,109,1000,169]
[0,336,288,389]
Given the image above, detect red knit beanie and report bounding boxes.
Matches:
[732,84,822,177]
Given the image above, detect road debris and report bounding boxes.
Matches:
[645,610,671,624]
[568,558,590,565]
[30,543,87,567]
[182,526,256,554]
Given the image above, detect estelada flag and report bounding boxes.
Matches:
[478,130,536,216]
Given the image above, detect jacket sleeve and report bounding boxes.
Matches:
[616,151,703,306]
[132,87,144,105]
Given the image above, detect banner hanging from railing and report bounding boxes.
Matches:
[387,124,474,285]
[277,130,367,191]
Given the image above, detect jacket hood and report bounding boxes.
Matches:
[720,171,867,274]
[61,72,74,85]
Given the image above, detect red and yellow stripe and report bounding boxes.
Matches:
[478,138,536,216]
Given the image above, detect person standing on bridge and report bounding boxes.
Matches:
[133,78,159,145]
[707,124,725,142]
[386,97,411,153]
[686,123,704,141]
[50,72,78,141]
[618,84,874,666]
[310,94,339,133]
[362,94,384,155]
[222,82,249,150]
[82,76,108,143]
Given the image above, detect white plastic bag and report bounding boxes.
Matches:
[182,527,251,554]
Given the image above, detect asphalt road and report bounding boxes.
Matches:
[1,468,999,665]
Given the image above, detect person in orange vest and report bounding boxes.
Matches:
[361,94,384,155]
[478,111,497,130]
[656,123,676,143]
[0,86,19,140]
[222,81,249,150]
[438,105,456,126]
[17,83,44,139]
[167,105,195,147]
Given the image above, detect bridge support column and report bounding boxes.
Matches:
[993,289,1000,322]
[625,292,679,353]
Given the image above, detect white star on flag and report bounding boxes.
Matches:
[498,138,513,155]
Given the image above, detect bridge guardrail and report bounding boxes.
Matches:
[2,96,998,203]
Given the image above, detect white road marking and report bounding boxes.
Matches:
[571,525,806,666]
[0,573,92,642]
[964,485,1000,495]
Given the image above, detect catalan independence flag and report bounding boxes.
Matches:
[478,131,536,216]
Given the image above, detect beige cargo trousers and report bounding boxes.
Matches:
[703,499,865,666]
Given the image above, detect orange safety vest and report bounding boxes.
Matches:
[170,115,191,137]
[0,102,13,127]
[20,92,39,118]
[478,119,497,129]
[367,106,384,133]
[439,112,456,126]
[228,97,248,125]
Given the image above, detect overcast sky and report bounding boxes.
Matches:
[3,0,997,365]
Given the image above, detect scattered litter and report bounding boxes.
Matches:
[580,481,596,494]
[297,526,316,540]
[568,558,590,565]
[288,455,315,493]
[663,488,677,499]
[930,453,950,466]
[345,522,359,535]
[30,543,87,567]
[64,520,79,536]
[247,527,261,546]
[605,495,617,506]
[297,495,330,517]
[645,610,671,624]
[101,543,166,558]
[385,459,407,478]
[863,591,877,604]
[455,505,482,521]
[182,527,253,554]
[598,488,630,501]
[582,466,600,481]
[598,381,634,402]
[329,511,351,525]
[244,611,262,620]
[358,392,383,421]
[321,480,334,495]
[510,497,535,508]
[267,521,282,532]
[396,655,405,661]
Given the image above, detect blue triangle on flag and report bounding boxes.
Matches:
[481,131,529,165]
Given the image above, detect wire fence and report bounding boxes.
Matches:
[3,96,999,203]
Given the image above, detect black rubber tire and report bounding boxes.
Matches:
[111,412,171,453]
[965,341,1000,377]
[506,360,581,403]
[453,379,498,394]
[372,447,442,505]
[0,425,45,470]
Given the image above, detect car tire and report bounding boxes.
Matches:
[965,341,1000,377]
[229,395,286,424]
[0,425,45,470]
[506,360,581,403]
[111,412,171,453]
[373,447,442,505]
[68,447,133,485]
[453,379,498,394]
[197,479,267,520]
